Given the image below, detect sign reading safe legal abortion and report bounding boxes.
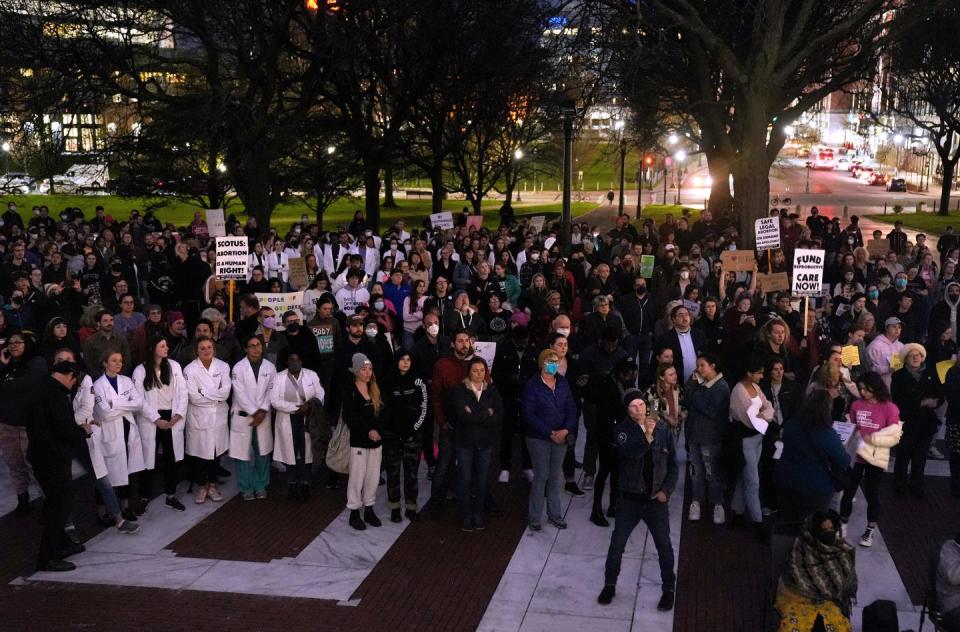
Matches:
[755,217,781,250]
[215,236,249,280]
[792,248,825,297]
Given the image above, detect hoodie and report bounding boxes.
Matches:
[930,281,960,343]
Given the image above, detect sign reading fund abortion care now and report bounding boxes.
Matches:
[792,248,825,297]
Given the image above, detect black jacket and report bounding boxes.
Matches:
[0,354,48,427]
[615,420,679,497]
[25,375,86,464]
[342,384,384,449]
[385,372,428,439]
[760,377,802,427]
[891,365,942,436]
[447,381,504,449]
[654,328,707,382]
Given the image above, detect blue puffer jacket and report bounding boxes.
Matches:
[774,418,851,496]
[520,375,578,440]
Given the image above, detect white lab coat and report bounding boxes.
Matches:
[74,374,108,481]
[132,360,189,469]
[92,374,146,487]
[183,358,232,459]
[269,368,324,465]
[248,251,268,280]
[320,242,355,277]
[358,246,380,277]
[229,357,277,460]
[266,250,289,282]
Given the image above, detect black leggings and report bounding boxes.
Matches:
[140,410,180,498]
[190,455,220,486]
[289,413,307,485]
[840,462,883,524]
[593,442,619,511]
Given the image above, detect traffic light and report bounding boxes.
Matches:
[644,154,655,166]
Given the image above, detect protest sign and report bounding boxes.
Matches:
[720,249,756,272]
[937,360,956,384]
[640,255,655,278]
[206,208,226,237]
[682,299,700,319]
[474,341,497,371]
[255,292,305,325]
[430,212,454,230]
[756,272,790,293]
[215,236,249,280]
[866,239,890,258]
[529,215,546,234]
[466,215,483,231]
[754,217,781,250]
[792,248,825,297]
[840,345,861,367]
[287,257,308,290]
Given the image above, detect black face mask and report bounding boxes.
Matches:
[286,323,300,334]
[814,528,838,546]
[636,286,646,295]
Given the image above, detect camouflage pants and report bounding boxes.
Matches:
[382,431,420,510]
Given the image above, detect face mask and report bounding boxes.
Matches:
[896,278,908,289]
[285,322,300,334]
[33,210,40,216]
[365,327,378,338]
[530,253,540,262]
[262,316,277,330]
[287,359,303,373]
[814,529,838,546]
[556,327,571,337]
[374,300,385,311]
[426,323,440,336]
[868,290,879,300]
[544,361,559,376]
[680,271,690,280]
[636,286,646,295]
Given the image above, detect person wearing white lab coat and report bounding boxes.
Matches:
[92,350,146,522]
[183,337,232,504]
[230,335,276,500]
[266,240,289,283]
[132,336,189,512]
[54,348,139,534]
[271,349,324,502]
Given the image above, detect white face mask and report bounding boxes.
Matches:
[556,327,571,337]
[426,323,440,336]
[374,300,385,311]
[365,327,378,338]
[680,270,690,280]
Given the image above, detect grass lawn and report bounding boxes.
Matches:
[0,193,596,232]
[864,211,960,235]
[634,203,705,226]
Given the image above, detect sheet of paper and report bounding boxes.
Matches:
[746,397,769,435]
[840,345,861,367]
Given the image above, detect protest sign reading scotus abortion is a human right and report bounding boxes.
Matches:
[792,248,825,297]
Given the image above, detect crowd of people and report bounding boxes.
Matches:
[2,200,960,630]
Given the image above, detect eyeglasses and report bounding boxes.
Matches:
[8,340,24,346]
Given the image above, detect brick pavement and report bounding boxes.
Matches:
[0,470,529,632]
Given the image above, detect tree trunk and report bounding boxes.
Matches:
[363,164,381,232]
[315,207,325,231]
[706,152,733,218]
[237,184,273,232]
[383,166,397,208]
[732,147,772,249]
[940,157,956,217]
[429,167,445,213]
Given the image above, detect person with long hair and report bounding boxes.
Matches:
[92,350,146,522]
[401,279,427,350]
[271,349,324,502]
[729,356,775,538]
[449,357,503,532]
[683,352,731,525]
[808,351,860,420]
[383,350,427,522]
[132,336,188,512]
[644,364,685,438]
[40,316,83,369]
[774,389,851,524]
[343,353,385,530]
[183,337,232,504]
[840,371,901,547]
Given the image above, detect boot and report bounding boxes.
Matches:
[405,509,418,521]
[349,509,366,531]
[15,492,30,516]
[390,508,402,523]
[299,483,310,503]
[364,506,382,527]
[287,483,298,502]
[590,506,610,527]
[606,502,617,518]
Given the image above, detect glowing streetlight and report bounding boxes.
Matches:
[217,162,227,173]
[668,133,678,145]
[326,145,336,155]
[784,125,795,137]
[514,148,524,160]
[1,142,10,153]
[675,150,687,162]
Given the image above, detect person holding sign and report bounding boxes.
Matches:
[729,357,775,539]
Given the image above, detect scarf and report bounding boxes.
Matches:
[784,518,857,612]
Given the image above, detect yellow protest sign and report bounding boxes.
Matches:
[840,345,860,367]
[937,360,956,384]
[891,354,903,371]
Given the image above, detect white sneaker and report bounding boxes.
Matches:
[688,501,701,522]
[498,470,510,484]
[582,475,595,491]
[207,485,223,502]
[194,486,207,504]
[840,522,848,539]
[523,469,534,482]
[713,504,726,525]
[859,527,875,547]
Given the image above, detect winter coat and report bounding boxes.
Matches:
[448,381,504,449]
[891,366,942,437]
[386,372,428,439]
[520,374,578,441]
[342,383,383,449]
[683,373,731,445]
[615,420,679,497]
[857,422,903,470]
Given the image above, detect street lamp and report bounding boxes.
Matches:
[326,145,336,155]
[514,148,524,201]
[674,151,687,204]
[668,133,678,146]
[1,142,10,174]
[614,119,626,215]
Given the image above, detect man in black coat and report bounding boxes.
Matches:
[25,362,87,572]
[653,304,706,384]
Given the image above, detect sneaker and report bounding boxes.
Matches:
[165,496,186,512]
[657,590,675,611]
[565,482,585,497]
[207,485,223,502]
[405,509,418,521]
[859,527,875,548]
[474,517,486,531]
[242,492,255,501]
[498,470,510,484]
[597,585,616,605]
[255,490,268,500]
[528,522,542,532]
[194,487,208,504]
[688,501,701,522]
[548,516,568,529]
[713,504,725,525]
[523,469,534,482]
[117,520,141,535]
[349,509,366,531]
[582,475,595,491]
[462,520,474,533]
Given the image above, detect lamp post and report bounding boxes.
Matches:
[514,148,524,202]
[560,101,576,251]
[675,150,687,205]
[614,119,626,214]
[805,163,811,193]
[1,142,10,174]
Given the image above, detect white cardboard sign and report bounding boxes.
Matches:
[792,248,825,297]
[206,208,226,237]
[430,212,454,230]
[215,236,249,280]
[755,217,781,250]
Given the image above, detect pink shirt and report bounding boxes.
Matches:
[848,399,900,441]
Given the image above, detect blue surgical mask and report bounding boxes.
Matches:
[867,290,879,300]
[896,278,908,289]
[544,361,559,376]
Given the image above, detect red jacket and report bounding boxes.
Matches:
[432,356,469,428]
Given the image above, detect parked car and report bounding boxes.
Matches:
[851,164,872,177]
[868,171,888,186]
[887,177,907,192]
[855,166,875,181]
[0,172,33,194]
[846,158,864,172]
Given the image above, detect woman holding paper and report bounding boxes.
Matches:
[729,357,775,539]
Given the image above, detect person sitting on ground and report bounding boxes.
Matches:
[937,532,960,632]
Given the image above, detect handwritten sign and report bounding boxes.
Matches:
[866,239,890,258]
[466,215,483,231]
[529,215,546,234]
[474,341,497,371]
[206,208,226,237]
[255,292,305,325]
[792,248,825,297]
[430,212,454,230]
[720,249,756,272]
[215,236,249,280]
[756,272,790,292]
[755,217,781,250]
[640,255,655,278]
[891,354,903,371]
[287,257,308,290]
[840,345,861,367]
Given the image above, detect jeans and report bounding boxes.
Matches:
[731,434,764,523]
[429,426,456,506]
[840,461,883,524]
[456,446,492,523]
[604,494,675,590]
[526,437,566,523]
[687,442,723,506]
[0,422,32,494]
[894,430,934,492]
[235,431,271,495]
[74,438,122,518]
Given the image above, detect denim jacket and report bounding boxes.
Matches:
[614,419,679,497]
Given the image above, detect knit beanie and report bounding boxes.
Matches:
[351,353,372,375]
[622,388,645,409]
